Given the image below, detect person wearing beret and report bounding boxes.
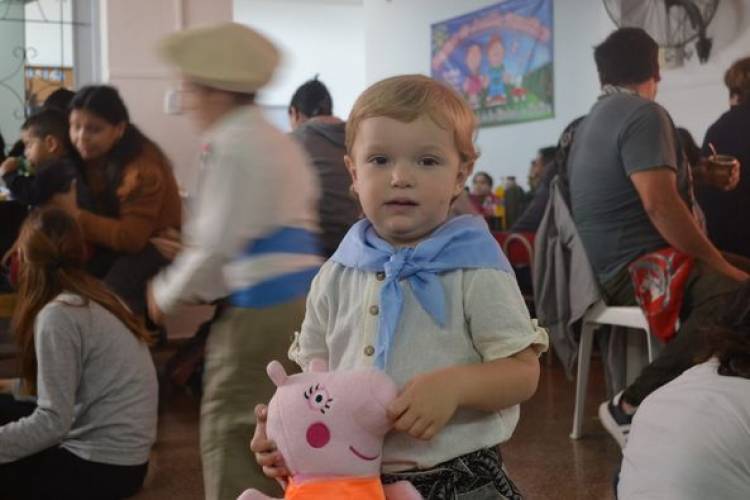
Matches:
[148,22,321,500]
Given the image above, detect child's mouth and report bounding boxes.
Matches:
[385,199,418,207]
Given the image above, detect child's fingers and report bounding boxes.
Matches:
[256,449,280,467]
[254,404,268,422]
[420,424,439,441]
[407,417,432,440]
[262,463,289,479]
[387,394,411,420]
[393,408,420,433]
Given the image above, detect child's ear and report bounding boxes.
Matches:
[43,134,61,154]
[455,161,473,195]
[344,154,359,193]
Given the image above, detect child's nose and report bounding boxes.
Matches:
[390,162,414,187]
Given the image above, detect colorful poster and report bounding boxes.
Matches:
[431,0,554,127]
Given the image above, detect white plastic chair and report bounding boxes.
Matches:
[569,300,657,439]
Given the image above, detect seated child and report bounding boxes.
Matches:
[253,74,548,498]
[0,108,74,206]
[3,158,80,287]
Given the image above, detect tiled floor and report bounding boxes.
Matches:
[1,327,621,500]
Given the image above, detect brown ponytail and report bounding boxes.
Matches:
[11,208,151,394]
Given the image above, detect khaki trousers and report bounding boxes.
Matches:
[200,302,303,500]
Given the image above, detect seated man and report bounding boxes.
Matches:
[567,27,748,447]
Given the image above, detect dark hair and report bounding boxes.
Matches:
[538,145,557,165]
[21,109,72,153]
[289,77,333,118]
[724,56,750,105]
[676,127,701,167]
[28,158,77,207]
[70,85,149,216]
[473,171,493,187]
[0,131,5,163]
[594,28,660,86]
[697,281,750,379]
[43,87,75,114]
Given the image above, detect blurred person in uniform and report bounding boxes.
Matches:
[148,23,321,500]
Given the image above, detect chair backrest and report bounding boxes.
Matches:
[502,233,534,277]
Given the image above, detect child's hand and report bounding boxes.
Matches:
[250,404,290,481]
[387,370,459,441]
[0,157,18,176]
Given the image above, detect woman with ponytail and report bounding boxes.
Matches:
[0,208,157,499]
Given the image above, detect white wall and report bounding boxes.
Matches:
[233,0,365,119]
[104,0,233,194]
[657,0,750,143]
[362,0,750,187]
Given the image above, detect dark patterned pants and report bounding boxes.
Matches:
[382,447,522,500]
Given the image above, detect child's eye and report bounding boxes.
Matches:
[303,383,333,414]
[419,157,441,167]
[367,155,388,166]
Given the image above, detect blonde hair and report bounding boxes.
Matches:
[346,74,479,171]
[725,57,750,104]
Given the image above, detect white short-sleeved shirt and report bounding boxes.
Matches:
[290,260,548,471]
[619,359,750,499]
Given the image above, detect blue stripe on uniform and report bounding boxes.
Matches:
[242,227,320,257]
[230,267,320,308]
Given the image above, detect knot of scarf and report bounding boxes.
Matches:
[331,215,512,369]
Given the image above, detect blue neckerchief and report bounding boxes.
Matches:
[331,215,512,369]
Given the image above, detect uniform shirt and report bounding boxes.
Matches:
[291,260,548,471]
[153,105,320,312]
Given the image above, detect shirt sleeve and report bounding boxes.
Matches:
[151,137,280,313]
[3,171,35,206]
[0,304,81,463]
[463,269,548,361]
[77,163,165,254]
[620,102,678,176]
[289,265,331,370]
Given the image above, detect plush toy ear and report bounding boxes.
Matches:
[308,358,328,373]
[267,361,288,387]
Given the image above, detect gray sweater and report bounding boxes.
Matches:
[0,293,158,465]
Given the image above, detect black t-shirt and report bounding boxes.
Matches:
[698,104,750,258]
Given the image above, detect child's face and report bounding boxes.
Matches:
[21,129,59,167]
[69,109,126,161]
[488,40,505,67]
[466,45,482,73]
[345,115,469,248]
[472,175,492,196]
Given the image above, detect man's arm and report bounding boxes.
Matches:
[631,168,748,282]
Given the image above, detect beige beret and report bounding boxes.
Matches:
[158,22,280,94]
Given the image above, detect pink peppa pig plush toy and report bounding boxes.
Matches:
[237,359,421,500]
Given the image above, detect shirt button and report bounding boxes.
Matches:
[376,271,385,281]
[364,345,375,356]
[369,305,379,315]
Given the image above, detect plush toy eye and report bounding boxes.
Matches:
[303,383,334,414]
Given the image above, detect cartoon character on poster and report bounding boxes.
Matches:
[463,43,487,107]
[486,35,509,106]
[431,0,554,127]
